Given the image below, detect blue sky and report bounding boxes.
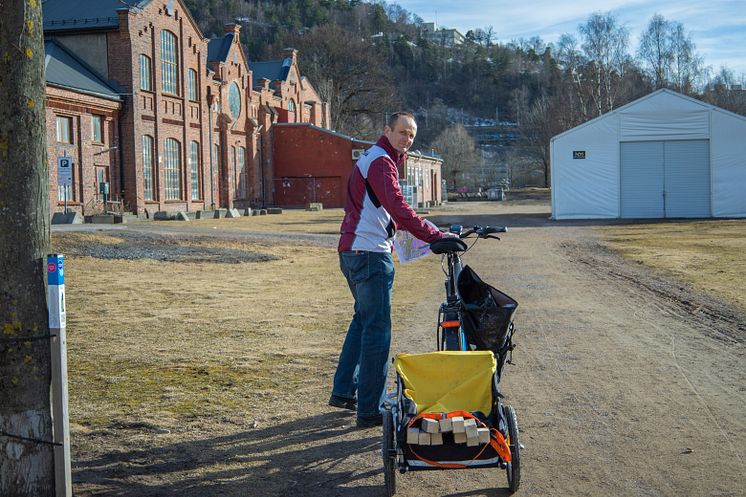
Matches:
[391,0,746,78]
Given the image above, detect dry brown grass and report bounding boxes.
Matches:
[599,220,746,312]
[54,211,444,433]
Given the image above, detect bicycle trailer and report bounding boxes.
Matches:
[382,351,520,495]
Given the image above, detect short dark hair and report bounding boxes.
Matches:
[387,112,416,129]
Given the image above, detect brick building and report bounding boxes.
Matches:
[42,0,329,216]
[273,123,443,208]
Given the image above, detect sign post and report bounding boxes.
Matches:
[57,155,72,214]
[47,254,72,497]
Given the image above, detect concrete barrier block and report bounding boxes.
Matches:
[225,208,241,218]
[153,211,173,221]
[241,208,252,216]
[306,202,323,211]
[52,212,83,224]
[267,207,282,214]
[90,214,115,224]
[175,211,189,221]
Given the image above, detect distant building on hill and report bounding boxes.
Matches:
[421,22,465,47]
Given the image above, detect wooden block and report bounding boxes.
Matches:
[478,427,490,444]
[464,418,478,438]
[418,431,431,446]
[452,416,465,433]
[422,418,439,434]
[454,432,467,444]
[407,428,420,444]
[466,435,480,447]
[439,417,453,433]
[430,432,443,445]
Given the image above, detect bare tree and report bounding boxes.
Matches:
[638,14,672,89]
[579,12,630,115]
[518,96,565,187]
[431,123,480,191]
[638,15,703,93]
[285,24,401,138]
[556,33,589,120]
[0,0,55,495]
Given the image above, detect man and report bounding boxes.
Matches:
[329,112,449,428]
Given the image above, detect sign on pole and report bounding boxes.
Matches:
[47,254,72,497]
[57,156,72,186]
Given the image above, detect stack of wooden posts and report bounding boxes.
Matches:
[406,415,490,446]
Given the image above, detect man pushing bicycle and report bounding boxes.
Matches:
[329,112,454,428]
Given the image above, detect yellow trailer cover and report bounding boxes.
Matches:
[394,351,496,415]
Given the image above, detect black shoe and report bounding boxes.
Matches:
[328,394,356,411]
[356,414,383,428]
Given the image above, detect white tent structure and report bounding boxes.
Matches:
[551,89,746,219]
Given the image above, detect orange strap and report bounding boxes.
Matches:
[405,410,511,467]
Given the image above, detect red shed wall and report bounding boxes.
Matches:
[273,124,356,208]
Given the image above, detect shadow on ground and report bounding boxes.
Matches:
[73,412,386,497]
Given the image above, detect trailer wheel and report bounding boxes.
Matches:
[505,404,521,493]
[382,408,396,496]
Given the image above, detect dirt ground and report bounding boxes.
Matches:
[51,199,745,497]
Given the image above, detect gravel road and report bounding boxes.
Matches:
[62,212,745,497]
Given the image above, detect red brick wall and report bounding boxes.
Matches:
[45,87,121,216]
[273,124,356,208]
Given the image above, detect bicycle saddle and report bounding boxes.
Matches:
[430,237,468,254]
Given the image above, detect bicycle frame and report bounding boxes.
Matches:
[438,251,467,351]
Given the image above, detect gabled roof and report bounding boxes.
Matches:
[250,57,292,84]
[43,0,150,32]
[207,33,234,63]
[551,88,746,142]
[44,40,121,101]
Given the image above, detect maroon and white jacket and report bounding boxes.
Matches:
[338,136,443,253]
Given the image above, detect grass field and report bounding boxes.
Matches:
[600,220,746,313]
[52,206,745,436]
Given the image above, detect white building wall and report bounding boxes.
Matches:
[711,110,746,217]
[551,115,620,219]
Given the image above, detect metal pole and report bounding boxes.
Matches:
[47,254,72,497]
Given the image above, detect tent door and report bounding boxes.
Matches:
[621,140,710,218]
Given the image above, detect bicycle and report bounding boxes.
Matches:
[381,225,522,495]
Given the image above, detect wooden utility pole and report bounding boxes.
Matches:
[0,0,56,495]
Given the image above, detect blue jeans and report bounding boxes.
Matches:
[332,250,395,418]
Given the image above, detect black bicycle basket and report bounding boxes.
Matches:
[457,265,518,356]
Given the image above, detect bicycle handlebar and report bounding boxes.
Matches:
[449,224,507,239]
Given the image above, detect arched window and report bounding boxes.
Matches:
[163,138,181,200]
[188,69,198,101]
[190,141,201,200]
[142,135,155,200]
[287,99,296,123]
[237,146,246,198]
[161,30,178,94]
[140,54,152,91]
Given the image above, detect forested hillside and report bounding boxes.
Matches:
[184,0,745,187]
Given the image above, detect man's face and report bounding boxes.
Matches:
[384,116,417,154]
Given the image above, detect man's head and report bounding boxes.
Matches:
[384,112,417,154]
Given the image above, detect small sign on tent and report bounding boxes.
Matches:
[573,151,586,160]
